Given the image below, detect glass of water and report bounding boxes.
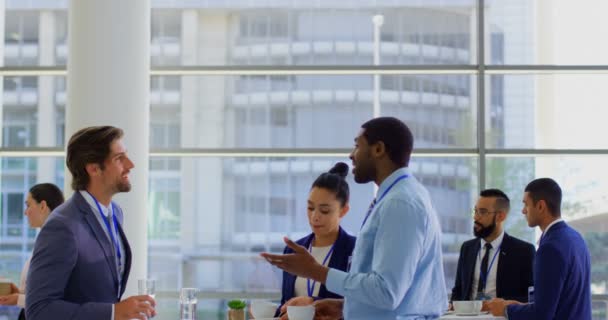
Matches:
[179,287,198,320]
[138,279,156,299]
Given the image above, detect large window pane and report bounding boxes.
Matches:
[1,76,66,147]
[486,156,608,295]
[149,74,477,149]
[151,2,476,66]
[487,0,608,65]
[3,9,67,67]
[486,74,608,149]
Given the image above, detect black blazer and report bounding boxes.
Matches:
[451,232,535,302]
[276,227,356,315]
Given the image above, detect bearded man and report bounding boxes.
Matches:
[450,189,535,306]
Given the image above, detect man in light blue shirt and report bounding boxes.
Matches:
[262,117,447,319]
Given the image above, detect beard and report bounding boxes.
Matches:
[116,180,131,192]
[353,159,375,184]
[353,166,374,184]
[474,215,497,239]
[114,173,132,193]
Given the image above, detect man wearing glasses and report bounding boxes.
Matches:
[450,189,535,307]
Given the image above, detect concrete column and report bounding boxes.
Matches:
[66,0,150,296]
[37,10,56,183]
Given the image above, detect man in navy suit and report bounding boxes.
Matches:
[451,189,535,305]
[26,126,156,320]
[487,178,592,319]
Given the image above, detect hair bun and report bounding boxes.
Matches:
[329,162,349,179]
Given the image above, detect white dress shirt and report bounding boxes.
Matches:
[470,231,505,299]
[294,245,333,297]
[17,257,30,307]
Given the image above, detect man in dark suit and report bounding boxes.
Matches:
[487,178,592,319]
[451,189,535,305]
[26,126,156,320]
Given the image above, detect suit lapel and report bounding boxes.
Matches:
[76,192,120,290]
[496,233,510,297]
[116,220,132,297]
[464,241,480,300]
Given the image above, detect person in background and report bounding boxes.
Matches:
[274,162,356,319]
[486,178,592,319]
[262,117,447,320]
[450,189,535,307]
[0,183,65,320]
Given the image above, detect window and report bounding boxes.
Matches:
[2,1,607,318]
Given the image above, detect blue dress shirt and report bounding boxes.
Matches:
[326,168,448,320]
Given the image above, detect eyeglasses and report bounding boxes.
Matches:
[472,209,498,217]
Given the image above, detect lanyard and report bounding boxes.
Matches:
[478,242,502,291]
[360,174,408,229]
[86,191,122,296]
[306,236,335,297]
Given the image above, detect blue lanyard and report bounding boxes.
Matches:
[306,236,335,297]
[86,191,122,296]
[360,174,408,229]
[478,242,502,290]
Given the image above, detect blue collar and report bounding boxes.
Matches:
[376,167,410,198]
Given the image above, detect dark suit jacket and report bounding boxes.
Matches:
[508,221,592,320]
[276,226,356,316]
[451,232,535,302]
[26,192,132,320]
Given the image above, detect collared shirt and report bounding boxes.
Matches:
[536,218,564,246]
[325,168,447,320]
[470,231,505,299]
[80,191,126,320]
[294,245,333,297]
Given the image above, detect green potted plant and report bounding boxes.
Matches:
[227,299,246,320]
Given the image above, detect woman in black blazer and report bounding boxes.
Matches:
[274,162,356,318]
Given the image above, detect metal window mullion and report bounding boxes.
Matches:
[477,0,486,190]
[7,65,608,77]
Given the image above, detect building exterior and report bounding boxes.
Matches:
[1,0,606,318]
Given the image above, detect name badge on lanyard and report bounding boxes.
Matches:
[306,236,335,298]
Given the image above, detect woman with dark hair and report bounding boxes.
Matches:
[0,183,64,320]
[274,162,356,319]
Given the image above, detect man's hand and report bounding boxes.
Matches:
[114,295,156,320]
[486,298,522,316]
[0,293,18,305]
[313,298,343,320]
[261,237,329,283]
[9,283,19,294]
[279,296,314,319]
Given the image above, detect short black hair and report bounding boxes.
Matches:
[361,117,413,167]
[311,162,350,207]
[525,178,562,217]
[480,188,510,212]
[29,183,65,211]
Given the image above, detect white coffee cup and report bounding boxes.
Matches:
[452,300,483,314]
[287,305,315,320]
[250,300,278,319]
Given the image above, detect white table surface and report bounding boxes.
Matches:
[440,313,505,319]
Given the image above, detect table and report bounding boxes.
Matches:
[440,313,505,319]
